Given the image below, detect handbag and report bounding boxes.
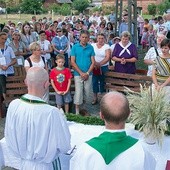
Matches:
[93,67,102,75]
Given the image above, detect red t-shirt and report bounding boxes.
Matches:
[50,67,72,91]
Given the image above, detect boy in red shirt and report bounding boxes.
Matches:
[50,54,72,113]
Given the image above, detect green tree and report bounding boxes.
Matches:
[72,0,89,13]
[147,3,157,15]
[20,0,43,14]
[59,4,71,16]
[157,0,170,15]
[48,3,60,14]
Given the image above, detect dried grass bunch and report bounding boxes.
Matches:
[126,85,170,145]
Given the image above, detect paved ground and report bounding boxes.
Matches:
[0,93,102,169]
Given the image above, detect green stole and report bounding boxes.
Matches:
[20,95,47,104]
[86,131,138,165]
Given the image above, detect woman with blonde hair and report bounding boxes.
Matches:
[24,42,48,72]
[24,42,49,102]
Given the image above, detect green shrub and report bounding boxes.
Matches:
[72,0,89,13]
[6,5,21,14]
[48,3,60,14]
[59,4,71,16]
[20,0,43,14]
[102,5,115,15]
[66,113,105,125]
[157,0,170,15]
[147,3,157,15]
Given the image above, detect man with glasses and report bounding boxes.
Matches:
[52,28,69,67]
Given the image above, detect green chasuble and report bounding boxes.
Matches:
[86,131,138,165]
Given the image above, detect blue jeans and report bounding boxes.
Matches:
[92,65,108,93]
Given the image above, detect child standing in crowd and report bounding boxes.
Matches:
[50,54,72,113]
[38,30,53,70]
[141,27,149,50]
[148,24,156,48]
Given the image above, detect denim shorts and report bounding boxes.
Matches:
[55,92,72,106]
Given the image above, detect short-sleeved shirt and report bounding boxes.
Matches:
[50,67,72,91]
[20,33,37,50]
[71,43,95,76]
[38,40,51,60]
[9,41,26,66]
[52,35,68,55]
[144,47,162,76]
[24,57,46,68]
[0,45,16,75]
[91,43,110,66]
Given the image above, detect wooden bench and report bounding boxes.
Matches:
[5,75,27,104]
[0,66,27,118]
[105,70,152,93]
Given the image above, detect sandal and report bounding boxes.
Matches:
[91,100,98,105]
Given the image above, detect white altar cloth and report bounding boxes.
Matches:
[0,122,170,170]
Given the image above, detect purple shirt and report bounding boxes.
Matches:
[112,43,138,74]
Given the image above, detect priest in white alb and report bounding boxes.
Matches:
[70,91,156,170]
[0,67,71,169]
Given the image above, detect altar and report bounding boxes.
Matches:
[0,122,170,170]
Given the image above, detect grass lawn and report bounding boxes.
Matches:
[0,14,63,24]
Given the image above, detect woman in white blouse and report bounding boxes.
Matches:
[91,33,111,104]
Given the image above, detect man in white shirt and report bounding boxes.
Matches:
[70,91,156,170]
[1,67,71,170]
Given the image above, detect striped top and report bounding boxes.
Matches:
[154,57,170,82]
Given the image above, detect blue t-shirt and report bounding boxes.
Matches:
[71,43,95,76]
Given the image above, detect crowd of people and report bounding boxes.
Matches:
[0,10,170,169]
[0,11,169,114]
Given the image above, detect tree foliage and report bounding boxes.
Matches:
[147,3,157,15]
[20,0,43,14]
[59,4,71,16]
[157,0,170,15]
[72,0,89,13]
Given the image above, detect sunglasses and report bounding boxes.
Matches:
[57,30,62,32]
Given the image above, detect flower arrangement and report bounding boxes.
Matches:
[126,85,170,145]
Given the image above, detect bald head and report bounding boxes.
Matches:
[100,92,130,125]
[26,67,48,88]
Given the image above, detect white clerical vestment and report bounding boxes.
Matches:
[70,131,156,170]
[1,94,71,170]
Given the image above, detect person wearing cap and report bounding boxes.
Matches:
[16,22,22,32]
[110,36,121,53]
